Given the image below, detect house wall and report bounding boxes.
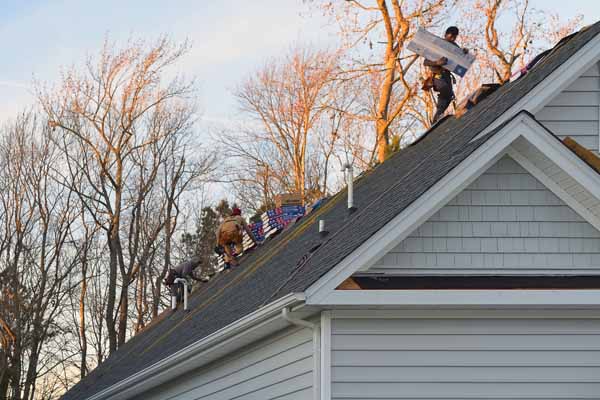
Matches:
[140,327,314,400]
[367,155,600,275]
[329,311,600,400]
[535,62,600,153]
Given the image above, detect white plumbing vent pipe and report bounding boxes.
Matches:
[342,163,354,210]
[173,278,189,311]
[319,219,326,234]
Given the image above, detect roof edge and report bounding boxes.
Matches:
[471,23,600,142]
[87,292,306,400]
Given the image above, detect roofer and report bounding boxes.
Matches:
[216,207,260,268]
[164,255,202,298]
[423,26,469,124]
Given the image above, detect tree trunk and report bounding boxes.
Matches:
[0,350,9,399]
[117,279,129,346]
[376,118,389,162]
[79,262,88,378]
[106,230,118,354]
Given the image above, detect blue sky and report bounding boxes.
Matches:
[0,0,597,123]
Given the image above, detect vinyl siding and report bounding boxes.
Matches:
[331,316,600,399]
[140,327,313,400]
[368,155,600,275]
[536,62,600,153]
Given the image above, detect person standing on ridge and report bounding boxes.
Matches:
[216,207,260,268]
[423,26,468,124]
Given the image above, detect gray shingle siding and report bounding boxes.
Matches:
[368,155,600,275]
[140,327,313,400]
[330,315,600,399]
[536,62,600,153]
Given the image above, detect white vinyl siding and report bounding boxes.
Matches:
[331,315,600,399]
[140,327,313,400]
[536,62,600,153]
[367,155,600,275]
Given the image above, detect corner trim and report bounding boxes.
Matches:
[320,311,332,400]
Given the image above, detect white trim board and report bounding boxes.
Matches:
[472,28,600,142]
[305,113,600,306]
[329,308,600,319]
[316,290,600,308]
[320,311,332,400]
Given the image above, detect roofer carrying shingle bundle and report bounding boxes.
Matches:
[423,26,469,124]
[216,207,260,269]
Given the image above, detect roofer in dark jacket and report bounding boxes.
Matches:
[424,26,468,124]
[164,255,202,290]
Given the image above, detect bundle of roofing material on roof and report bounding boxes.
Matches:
[455,83,502,117]
[563,136,600,174]
[262,205,306,232]
[60,20,600,400]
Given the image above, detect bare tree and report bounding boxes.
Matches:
[457,0,582,85]
[226,47,341,207]
[36,37,215,354]
[315,0,450,161]
[0,111,80,400]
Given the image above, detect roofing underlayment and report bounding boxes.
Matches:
[61,21,600,400]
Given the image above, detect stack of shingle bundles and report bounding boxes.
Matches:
[215,205,305,270]
[249,221,265,242]
[262,205,305,236]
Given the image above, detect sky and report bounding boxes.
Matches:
[0,0,598,125]
[0,0,336,123]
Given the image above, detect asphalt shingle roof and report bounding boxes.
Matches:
[62,21,600,400]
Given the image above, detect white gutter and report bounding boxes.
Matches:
[88,292,306,400]
[282,307,321,400]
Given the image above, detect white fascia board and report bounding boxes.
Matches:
[305,113,600,306]
[318,290,600,308]
[88,293,306,400]
[472,29,600,141]
[305,113,532,305]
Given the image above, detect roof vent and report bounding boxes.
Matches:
[342,163,356,212]
[318,219,328,236]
